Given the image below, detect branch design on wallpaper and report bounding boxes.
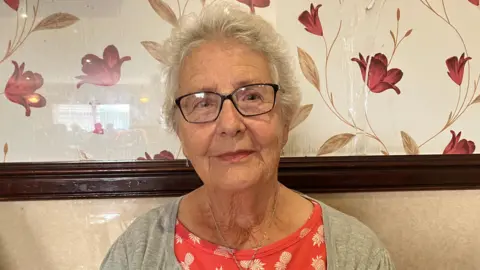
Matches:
[398,0,479,155]
[297,4,412,156]
[140,0,312,159]
[1,0,79,118]
[0,0,79,65]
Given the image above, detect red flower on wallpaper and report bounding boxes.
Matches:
[137,150,175,161]
[298,4,324,36]
[351,53,403,94]
[443,130,476,154]
[93,123,104,135]
[446,53,471,86]
[236,0,270,14]
[4,61,46,117]
[75,45,131,89]
[3,0,19,11]
[469,0,479,6]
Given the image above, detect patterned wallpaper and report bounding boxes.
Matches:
[1,0,479,163]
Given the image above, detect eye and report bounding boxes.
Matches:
[195,100,212,108]
[245,93,261,101]
[240,90,264,102]
[192,96,218,109]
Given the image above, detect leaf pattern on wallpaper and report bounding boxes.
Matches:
[471,94,480,105]
[142,0,202,63]
[148,0,178,26]
[297,4,412,155]
[3,143,8,163]
[317,133,355,156]
[78,149,93,161]
[236,0,271,14]
[289,104,313,131]
[4,61,47,117]
[400,131,419,155]
[141,41,167,64]
[414,0,478,153]
[297,47,320,91]
[32,13,80,32]
[75,45,131,89]
[0,0,79,65]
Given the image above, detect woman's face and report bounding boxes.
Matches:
[176,39,289,191]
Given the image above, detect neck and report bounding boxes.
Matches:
[203,180,280,249]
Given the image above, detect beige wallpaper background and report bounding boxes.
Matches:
[1,0,480,269]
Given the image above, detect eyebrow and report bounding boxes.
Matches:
[232,79,263,89]
[189,79,265,94]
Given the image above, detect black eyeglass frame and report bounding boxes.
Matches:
[174,83,280,124]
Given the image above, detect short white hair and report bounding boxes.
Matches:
[161,1,301,131]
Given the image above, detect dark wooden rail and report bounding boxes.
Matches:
[1,155,480,201]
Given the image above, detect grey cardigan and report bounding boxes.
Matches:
[100,195,396,270]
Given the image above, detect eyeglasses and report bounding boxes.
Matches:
[175,83,279,124]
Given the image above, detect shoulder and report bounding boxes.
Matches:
[309,197,396,270]
[99,198,181,270]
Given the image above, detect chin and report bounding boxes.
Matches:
[213,167,263,191]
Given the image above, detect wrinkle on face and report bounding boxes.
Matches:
[176,38,288,192]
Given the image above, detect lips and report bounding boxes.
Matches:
[216,150,254,162]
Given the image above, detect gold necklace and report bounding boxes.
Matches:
[208,190,278,270]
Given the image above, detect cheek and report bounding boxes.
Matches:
[178,123,213,158]
[248,119,285,153]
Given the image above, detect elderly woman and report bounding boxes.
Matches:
[101,3,395,270]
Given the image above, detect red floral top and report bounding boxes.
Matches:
[174,201,327,270]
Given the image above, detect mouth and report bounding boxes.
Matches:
[216,150,254,163]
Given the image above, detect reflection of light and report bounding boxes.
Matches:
[21,13,28,18]
[88,213,120,224]
[139,97,149,103]
[28,96,39,103]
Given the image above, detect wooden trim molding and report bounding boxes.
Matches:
[1,154,480,201]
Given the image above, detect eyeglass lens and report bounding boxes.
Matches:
[178,84,276,123]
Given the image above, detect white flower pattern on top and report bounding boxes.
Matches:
[180,252,194,270]
[174,203,326,270]
[299,228,311,238]
[274,251,292,270]
[188,233,200,244]
[175,234,183,244]
[311,255,326,270]
[213,246,231,258]
[240,259,265,270]
[312,225,324,246]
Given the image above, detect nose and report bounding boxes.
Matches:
[216,100,246,137]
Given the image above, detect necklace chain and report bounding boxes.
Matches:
[208,189,278,270]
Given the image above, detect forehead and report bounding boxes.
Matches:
[178,39,272,94]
